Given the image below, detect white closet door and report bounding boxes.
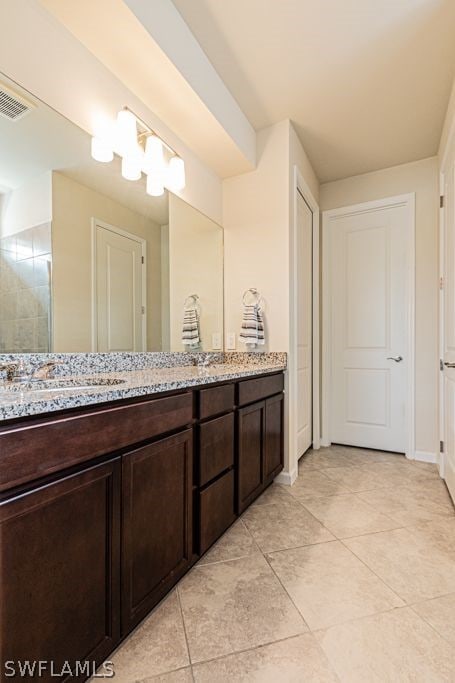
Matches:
[297,192,313,456]
[95,224,145,352]
[329,200,410,452]
[442,162,455,503]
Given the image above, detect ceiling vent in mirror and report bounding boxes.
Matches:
[0,82,35,122]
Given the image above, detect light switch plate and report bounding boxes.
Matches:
[226,332,236,350]
[211,332,222,350]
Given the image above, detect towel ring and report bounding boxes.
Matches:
[184,294,200,309]
[242,288,264,308]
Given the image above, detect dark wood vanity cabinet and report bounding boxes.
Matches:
[0,459,121,681]
[121,430,193,633]
[236,374,284,513]
[0,370,284,680]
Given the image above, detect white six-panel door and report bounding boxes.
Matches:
[94,222,145,352]
[296,191,313,456]
[442,163,455,502]
[324,196,414,453]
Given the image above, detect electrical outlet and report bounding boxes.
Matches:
[211,332,222,350]
[226,332,236,350]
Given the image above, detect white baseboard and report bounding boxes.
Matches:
[410,450,438,464]
[275,467,297,486]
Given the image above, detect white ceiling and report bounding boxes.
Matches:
[172,0,455,182]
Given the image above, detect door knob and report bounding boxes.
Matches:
[387,356,403,363]
[444,361,455,368]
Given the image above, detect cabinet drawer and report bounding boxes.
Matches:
[198,383,235,419]
[0,392,193,491]
[237,373,284,407]
[198,412,234,486]
[199,470,235,554]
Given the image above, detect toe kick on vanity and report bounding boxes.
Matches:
[0,370,284,681]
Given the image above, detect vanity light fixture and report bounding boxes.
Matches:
[168,155,186,192]
[90,136,114,163]
[90,107,186,195]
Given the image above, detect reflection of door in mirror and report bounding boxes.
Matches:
[94,222,146,352]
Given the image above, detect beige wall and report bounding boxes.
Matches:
[1,171,52,238]
[223,119,320,479]
[320,157,440,457]
[223,120,291,352]
[52,172,162,352]
[168,194,223,351]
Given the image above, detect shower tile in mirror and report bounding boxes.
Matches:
[0,222,51,352]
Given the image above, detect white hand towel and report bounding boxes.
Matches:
[182,307,201,349]
[239,303,265,348]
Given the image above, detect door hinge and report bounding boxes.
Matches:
[440,276,444,290]
[440,359,444,371]
[440,195,444,208]
[440,440,444,454]
[141,256,145,264]
[141,306,145,314]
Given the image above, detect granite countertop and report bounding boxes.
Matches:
[0,356,286,422]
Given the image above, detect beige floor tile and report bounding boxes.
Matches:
[402,477,455,509]
[409,516,455,553]
[345,525,455,602]
[302,493,400,538]
[108,592,189,682]
[316,607,455,682]
[341,449,406,467]
[251,482,296,506]
[358,485,454,526]
[323,461,433,492]
[289,469,351,498]
[322,465,389,492]
[197,520,259,565]
[298,448,354,470]
[267,541,403,630]
[178,554,306,663]
[410,460,440,474]
[192,634,338,682]
[242,500,334,552]
[412,593,455,644]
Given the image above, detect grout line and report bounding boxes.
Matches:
[175,584,195,678]
[191,632,316,670]
[311,603,410,636]
[337,534,408,605]
[261,551,311,633]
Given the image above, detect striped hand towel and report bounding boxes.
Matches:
[182,307,201,349]
[239,303,265,348]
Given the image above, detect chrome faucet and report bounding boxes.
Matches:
[0,359,63,384]
[30,360,64,380]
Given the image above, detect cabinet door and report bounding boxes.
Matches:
[237,401,265,513]
[122,429,193,634]
[264,393,284,482]
[0,459,121,682]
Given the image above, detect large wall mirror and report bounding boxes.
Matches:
[0,73,224,353]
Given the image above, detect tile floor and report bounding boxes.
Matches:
[98,446,455,682]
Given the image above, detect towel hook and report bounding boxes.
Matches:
[242,288,263,307]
